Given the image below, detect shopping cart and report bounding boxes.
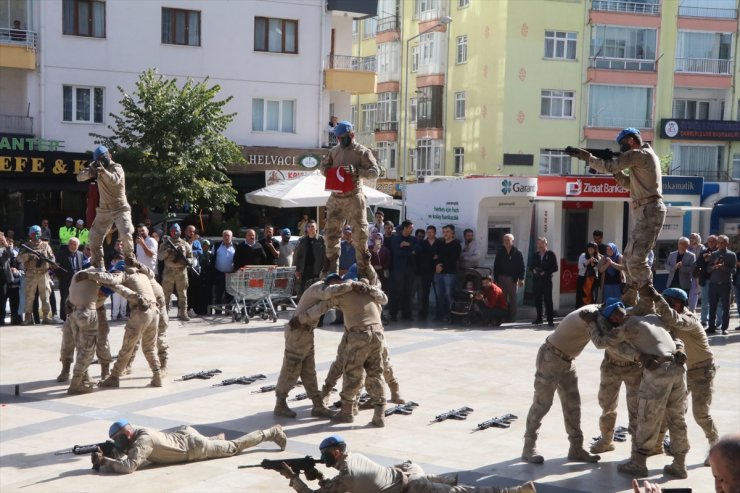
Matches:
[268,266,298,313]
[225,266,277,323]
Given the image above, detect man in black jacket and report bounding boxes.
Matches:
[233,229,267,270]
[57,237,86,321]
[493,234,525,322]
[293,221,325,296]
[415,226,439,321]
[530,237,559,327]
[707,235,737,334]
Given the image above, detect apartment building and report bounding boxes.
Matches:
[0,0,378,230]
[353,0,740,184]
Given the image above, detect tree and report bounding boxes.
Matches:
[91,69,244,212]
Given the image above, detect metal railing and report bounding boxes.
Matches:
[0,28,38,51]
[675,57,732,75]
[323,131,338,148]
[377,16,399,33]
[590,56,656,71]
[376,121,399,131]
[354,131,376,149]
[0,114,33,134]
[591,0,660,14]
[587,116,653,128]
[327,54,377,72]
[670,169,730,181]
[678,6,737,19]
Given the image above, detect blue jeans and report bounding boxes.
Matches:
[700,283,723,325]
[433,273,456,318]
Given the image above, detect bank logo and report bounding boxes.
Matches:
[501,179,512,195]
[566,179,583,196]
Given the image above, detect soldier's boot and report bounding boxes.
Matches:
[274,397,297,418]
[82,370,92,385]
[590,435,615,454]
[56,361,72,382]
[178,309,190,321]
[426,474,458,486]
[100,363,110,380]
[320,384,333,407]
[521,437,545,464]
[122,363,133,376]
[234,425,287,452]
[207,433,226,440]
[568,438,601,463]
[42,311,53,324]
[331,400,355,423]
[371,405,386,427]
[617,452,648,477]
[99,374,120,388]
[310,398,335,418]
[150,370,163,387]
[262,425,287,450]
[503,482,537,493]
[359,397,374,410]
[353,398,360,416]
[22,313,34,326]
[664,454,688,479]
[159,356,168,378]
[631,284,656,316]
[388,381,405,404]
[621,284,638,307]
[67,374,94,395]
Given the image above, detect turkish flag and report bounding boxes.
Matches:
[324,166,354,193]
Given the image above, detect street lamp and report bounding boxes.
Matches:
[401,15,452,220]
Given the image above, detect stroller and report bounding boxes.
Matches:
[448,266,493,326]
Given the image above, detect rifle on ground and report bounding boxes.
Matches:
[289,392,309,402]
[20,243,67,273]
[430,406,474,424]
[163,237,199,277]
[385,401,419,417]
[55,440,116,472]
[175,369,222,381]
[251,384,277,394]
[213,374,266,387]
[473,413,518,432]
[239,456,324,473]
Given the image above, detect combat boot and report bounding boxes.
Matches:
[82,371,92,385]
[331,400,355,423]
[320,384,333,406]
[617,452,648,477]
[274,397,297,418]
[150,370,163,387]
[310,398,335,418]
[100,363,110,380]
[371,405,386,427]
[68,374,94,395]
[590,435,615,454]
[521,437,544,464]
[664,454,688,479]
[262,425,287,450]
[504,482,537,493]
[568,438,601,463]
[56,361,72,382]
[159,356,168,376]
[178,309,190,321]
[22,314,34,326]
[621,284,638,307]
[388,381,405,404]
[99,375,120,388]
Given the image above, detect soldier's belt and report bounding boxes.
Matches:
[642,354,675,370]
[631,195,662,208]
[605,354,639,367]
[688,358,714,371]
[332,189,360,197]
[348,323,383,333]
[544,341,573,362]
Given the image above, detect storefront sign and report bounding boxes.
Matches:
[0,150,90,177]
[0,135,63,151]
[232,146,328,173]
[264,170,314,186]
[660,119,740,141]
[537,176,628,198]
[662,176,703,195]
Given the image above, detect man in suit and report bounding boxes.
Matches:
[665,237,696,294]
[57,237,86,321]
[530,237,559,327]
[707,235,737,334]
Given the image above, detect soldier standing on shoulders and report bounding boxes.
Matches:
[18,225,55,325]
[158,223,193,321]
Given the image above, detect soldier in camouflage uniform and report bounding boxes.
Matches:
[652,287,718,464]
[608,314,690,479]
[158,223,193,321]
[321,121,380,285]
[274,274,357,419]
[522,304,610,464]
[571,128,666,314]
[18,225,55,325]
[329,280,388,427]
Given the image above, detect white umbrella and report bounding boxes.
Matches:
[245,170,394,208]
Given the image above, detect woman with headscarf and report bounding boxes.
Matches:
[598,242,625,303]
[369,231,390,296]
[576,242,601,307]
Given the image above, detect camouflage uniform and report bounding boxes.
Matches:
[589,145,666,312]
[18,238,55,323]
[321,141,380,284]
[158,238,192,317]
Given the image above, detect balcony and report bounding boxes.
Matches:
[675,57,732,75]
[0,28,38,69]
[0,114,33,134]
[377,16,399,33]
[354,131,376,149]
[324,55,377,94]
[591,0,659,15]
[679,6,737,19]
[376,121,398,132]
[587,116,653,129]
[590,56,656,72]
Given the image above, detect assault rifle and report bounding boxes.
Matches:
[55,439,117,472]
[561,146,621,160]
[20,243,67,273]
[385,401,419,417]
[176,368,222,381]
[239,456,324,474]
[430,406,474,424]
[213,374,266,387]
[163,237,199,277]
[591,425,630,445]
[473,413,518,432]
[251,384,277,394]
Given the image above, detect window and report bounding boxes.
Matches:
[416,138,443,176]
[733,153,740,179]
[676,31,732,74]
[671,144,724,180]
[417,86,444,128]
[419,32,435,65]
[673,100,710,120]
[454,91,466,119]
[63,85,104,123]
[361,103,377,132]
[415,0,443,18]
[411,46,420,72]
[377,42,401,82]
[454,147,464,174]
[409,97,417,125]
[377,142,397,177]
[539,149,572,175]
[162,8,200,46]
[588,85,653,128]
[679,0,737,19]
[251,98,295,133]
[456,35,467,64]
[544,31,576,60]
[351,105,358,127]
[377,93,398,130]
[541,90,574,118]
[363,17,377,38]
[63,0,105,38]
[352,20,358,39]
[459,0,469,7]
[590,26,656,71]
[254,17,298,54]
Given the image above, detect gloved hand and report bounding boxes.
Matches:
[288,317,302,330]
[342,164,356,175]
[88,166,98,179]
[674,349,687,365]
[568,147,592,161]
[136,295,150,311]
[91,447,105,467]
[76,272,90,282]
[646,285,662,302]
[352,282,372,294]
[304,467,324,481]
[279,462,295,480]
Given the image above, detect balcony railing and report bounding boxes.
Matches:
[588,115,653,128]
[376,121,399,132]
[377,16,399,33]
[0,114,33,134]
[355,131,376,149]
[590,56,656,72]
[591,0,660,15]
[0,28,38,51]
[675,57,732,75]
[323,131,338,148]
[327,54,376,72]
[678,6,738,19]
